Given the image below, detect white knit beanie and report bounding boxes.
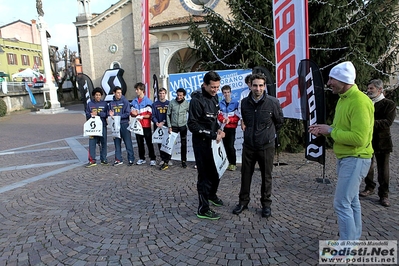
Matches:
[329,61,356,84]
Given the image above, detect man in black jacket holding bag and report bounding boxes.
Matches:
[188,71,225,220]
[232,73,284,218]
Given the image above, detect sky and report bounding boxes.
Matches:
[0,0,116,52]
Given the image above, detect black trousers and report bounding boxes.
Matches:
[193,135,220,214]
[222,127,237,165]
[239,143,275,208]
[157,144,171,163]
[135,127,156,160]
[171,125,187,162]
[364,153,390,198]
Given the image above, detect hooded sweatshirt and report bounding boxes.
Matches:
[108,95,131,124]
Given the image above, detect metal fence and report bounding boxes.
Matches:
[0,82,27,94]
[0,81,73,95]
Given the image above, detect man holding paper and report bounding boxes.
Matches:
[188,71,225,220]
[166,88,189,168]
[217,85,240,171]
[152,87,170,170]
[85,87,109,167]
[109,86,135,166]
[131,82,156,166]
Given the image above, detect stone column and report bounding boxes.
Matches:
[37,17,60,109]
[36,1,66,113]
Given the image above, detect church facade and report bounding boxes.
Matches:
[74,0,229,99]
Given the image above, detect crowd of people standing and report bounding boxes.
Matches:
[85,65,395,231]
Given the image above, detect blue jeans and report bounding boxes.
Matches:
[113,123,135,162]
[334,157,371,240]
[88,125,108,163]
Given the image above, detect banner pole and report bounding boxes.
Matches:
[142,0,150,97]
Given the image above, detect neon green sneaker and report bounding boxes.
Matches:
[85,161,97,168]
[209,198,224,207]
[196,209,220,220]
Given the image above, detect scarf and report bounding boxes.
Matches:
[371,93,385,104]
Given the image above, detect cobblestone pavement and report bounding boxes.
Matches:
[0,104,398,266]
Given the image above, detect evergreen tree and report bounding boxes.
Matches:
[308,0,399,88]
[189,0,399,86]
[188,0,399,152]
[188,0,275,70]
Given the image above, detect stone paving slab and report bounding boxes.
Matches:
[0,149,79,167]
[0,104,397,265]
[1,140,70,152]
[0,164,75,187]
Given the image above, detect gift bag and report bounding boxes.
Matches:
[83,116,103,137]
[212,140,228,178]
[108,116,121,138]
[152,126,167,144]
[160,132,179,155]
[128,118,144,135]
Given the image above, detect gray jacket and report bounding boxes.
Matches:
[167,98,189,127]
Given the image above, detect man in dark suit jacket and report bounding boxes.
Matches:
[360,79,396,207]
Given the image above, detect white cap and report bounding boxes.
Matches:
[329,61,356,84]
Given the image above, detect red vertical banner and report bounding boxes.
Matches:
[273,0,309,119]
[142,0,150,96]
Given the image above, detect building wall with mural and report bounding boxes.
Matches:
[75,0,229,100]
[149,0,228,25]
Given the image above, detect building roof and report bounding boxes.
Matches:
[150,16,206,29]
[0,19,32,29]
[75,0,131,27]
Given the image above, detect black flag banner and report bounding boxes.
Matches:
[153,74,159,102]
[298,59,326,165]
[77,73,94,111]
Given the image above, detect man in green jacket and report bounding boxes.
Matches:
[166,88,190,168]
[309,61,374,240]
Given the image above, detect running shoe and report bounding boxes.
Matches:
[85,161,97,168]
[196,209,220,220]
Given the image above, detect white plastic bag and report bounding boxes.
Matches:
[212,140,228,178]
[83,116,103,137]
[108,116,121,138]
[152,126,167,144]
[160,132,178,155]
[128,118,144,135]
